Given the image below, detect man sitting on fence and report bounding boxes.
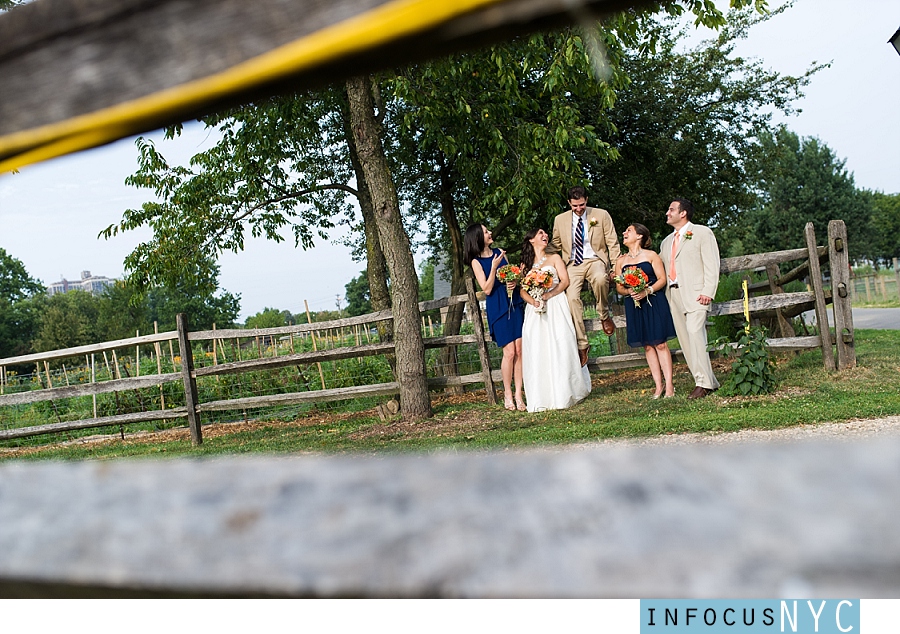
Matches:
[659,198,720,399]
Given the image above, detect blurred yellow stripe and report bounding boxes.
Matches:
[0,0,507,172]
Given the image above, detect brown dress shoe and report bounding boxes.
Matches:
[601,317,616,335]
[579,347,590,367]
[687,386,711,400]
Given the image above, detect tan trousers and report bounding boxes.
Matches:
[565,258,610,350]
[667,287,720,390]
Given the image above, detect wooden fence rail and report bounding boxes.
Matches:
[0,221,854,445]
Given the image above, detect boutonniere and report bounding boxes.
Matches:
[684,231,693,240]
[588,217,598,228]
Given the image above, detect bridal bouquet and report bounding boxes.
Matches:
[614,266,652,308]
[496,264,522,302]
[522,269,554,314]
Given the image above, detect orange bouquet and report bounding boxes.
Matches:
[614,266,652,308]
[522,268,554,313]
[496,264,522,302]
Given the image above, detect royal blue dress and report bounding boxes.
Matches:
[475,248,525,348]
[623,261,677,348]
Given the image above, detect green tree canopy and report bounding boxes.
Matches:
[587,6,823,242]
[740,126,871,255]
[0,248,44,359]
[868,191,900,265]
[32,290,101,353]
[0,247,43,302]
[344,271,373,317]
[245,307,289,329]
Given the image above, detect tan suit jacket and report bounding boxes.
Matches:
[659,223,720,313]
[550,207,620,266]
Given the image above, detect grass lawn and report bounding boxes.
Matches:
[3,328,899,462]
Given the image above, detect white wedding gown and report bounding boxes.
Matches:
[522,264,592,412]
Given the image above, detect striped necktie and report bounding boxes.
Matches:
[574,215,584,265]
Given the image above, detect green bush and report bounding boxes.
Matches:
[715,326,777,396]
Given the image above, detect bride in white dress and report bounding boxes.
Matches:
[519,228,592,412]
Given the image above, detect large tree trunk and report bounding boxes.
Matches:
[346,75,432,420]
[437,154,465,392]
[341,90,394,356]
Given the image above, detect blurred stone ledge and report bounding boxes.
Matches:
[0,437,898,597]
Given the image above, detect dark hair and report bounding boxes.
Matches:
[673,198,694,221]
[567,185,587,201]
[630,223,652,249]
[463,223,487,266]
[520,228,541,272]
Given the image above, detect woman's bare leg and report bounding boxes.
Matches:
[644,345,663,397]
[513,338,525,410]
[501,341,516,409]
[656,342,675,396]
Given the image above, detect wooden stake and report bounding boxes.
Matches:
[135,330,140,377]
[305,299,327,390]
[62,364,70,386]
[154,321,165,410]
[91,353,97,418]
[112,350,122,380]
[43,360,52,388]
[103,350,112,380]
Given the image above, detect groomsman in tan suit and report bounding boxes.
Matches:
[659,198,720,399]
[550,186,620,367]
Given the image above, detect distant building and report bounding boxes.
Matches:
[46,270,116,296]
[433,256,452,300]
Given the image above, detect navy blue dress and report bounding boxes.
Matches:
[623,261,677,348]
[475,248,525,348]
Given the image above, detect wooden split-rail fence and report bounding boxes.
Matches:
[0,220,855,446]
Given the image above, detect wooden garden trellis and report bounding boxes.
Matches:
[0,221,855,446]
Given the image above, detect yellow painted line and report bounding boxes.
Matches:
[0,0,509,172]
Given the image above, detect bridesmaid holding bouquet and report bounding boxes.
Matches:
[464,223,526,411]
[614,223,677,399]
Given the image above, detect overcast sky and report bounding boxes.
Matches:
[0,0,897,321]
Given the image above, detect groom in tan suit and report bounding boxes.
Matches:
[659,198,720,399]
[550,186,620,366]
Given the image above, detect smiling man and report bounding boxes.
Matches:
[659,198,721,399]
[550,186,620,367]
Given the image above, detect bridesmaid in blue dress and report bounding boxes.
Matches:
[464,223,526,410]
[614,223,677,398]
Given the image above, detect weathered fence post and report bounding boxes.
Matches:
[828,220,856,370]
[765,263,795,338]
[804,223,836,371]
[176,313,202,446]
[894,258,900,301]
[465,277,497,405]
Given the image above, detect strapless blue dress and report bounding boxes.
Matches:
[623,261,677,347]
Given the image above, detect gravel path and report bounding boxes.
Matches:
[583,415,900,447]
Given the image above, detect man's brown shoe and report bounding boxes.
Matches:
[601,317,616,335]
[579,347,590,367]
[687,386,711,400]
